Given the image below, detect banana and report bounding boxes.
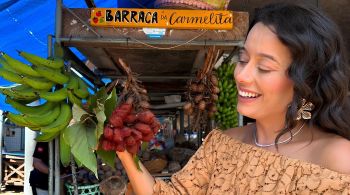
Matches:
[66,74,79,90]
[18,50,64,69]
[0,58,17,73]
[0,52,40,77]
[0,68,25,84]
[23,104,61,126]
[67,89,82,107]
[5,112,40,130]
[5,98,56,115]
[38,87,68,102]
[32,65,69,84]
[35,131,60,142]
[41,102,72,133]
[74,79,89,99]
[22,76,54,90]
[10,84,41,98]
[1,88,38,101]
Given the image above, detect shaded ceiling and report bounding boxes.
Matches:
[60,8,249,106]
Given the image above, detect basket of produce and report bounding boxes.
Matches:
[143,158,168,174]
[99,176,127,195]
[65,183,100,195]
[154,0,230,10]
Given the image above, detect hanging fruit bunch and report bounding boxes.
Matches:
[0,43,91,141]
[183,47,220,131]
[100,58,160,155]
[215,61,239,129]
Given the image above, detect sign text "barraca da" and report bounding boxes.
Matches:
[91,8,233,30]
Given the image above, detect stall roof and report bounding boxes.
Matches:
[59,7,249,105]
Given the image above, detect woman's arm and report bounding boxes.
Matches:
[116,130,218,195]
[33,157,49,174]
[117,151,155,195]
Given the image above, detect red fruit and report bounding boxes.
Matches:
[115,142,125,152]
[120,127,132,138]
[120,103,133,113]
[113,129,123,143]
[109,116,123,128]
[125,136,136,146]
[131,128,142,140]
[108,142,116,151]
[103,126,114,140]
[142,133,154,142]
[134,123,152,134]
[151,120,161,134]
[102,140,115,151]
[93,17,98,23]
[137,110,155,124]
[101,139,109,150]
[126,144,139,155]
[114,110,129,120]
[124,114,137,124]
[96,11,102,17]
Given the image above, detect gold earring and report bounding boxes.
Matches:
[296,99,314,120]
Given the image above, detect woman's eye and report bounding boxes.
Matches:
[258,67,271,73]
[238,60,248,65]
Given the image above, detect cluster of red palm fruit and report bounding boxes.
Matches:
[100,102,160,155]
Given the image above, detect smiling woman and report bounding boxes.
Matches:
[115,3,350,194]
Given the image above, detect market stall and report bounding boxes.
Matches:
[0,0,248,194]
[54,1,248,193]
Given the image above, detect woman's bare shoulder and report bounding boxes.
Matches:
[321,134,350,174]
[222,125,253,142]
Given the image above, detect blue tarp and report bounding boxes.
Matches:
[0,0,156,112]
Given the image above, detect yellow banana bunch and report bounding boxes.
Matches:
[18,50,64,69]
[41,102,72,134]
[1,52,40,77]
[32,65,69,85]
[65,74,90,107]
[1,48,92,143]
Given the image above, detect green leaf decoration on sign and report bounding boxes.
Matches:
[96,149,116,169]
[64,123,97,176]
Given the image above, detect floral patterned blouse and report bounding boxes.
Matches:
[153,129,350,194]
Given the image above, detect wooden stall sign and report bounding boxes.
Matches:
[90,8,233,30]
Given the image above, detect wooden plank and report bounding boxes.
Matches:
[61,8,248,49]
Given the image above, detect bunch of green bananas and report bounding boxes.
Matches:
[0,49,91,141]
[215,62,239,129]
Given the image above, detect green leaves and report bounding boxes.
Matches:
[64,123,98,176]
[62,87,118,177]
[96,149,116,169]
[104,88,117,119]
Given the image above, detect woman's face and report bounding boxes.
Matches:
[234,22,294,121]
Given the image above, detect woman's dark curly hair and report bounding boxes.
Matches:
[249,3,350,141]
